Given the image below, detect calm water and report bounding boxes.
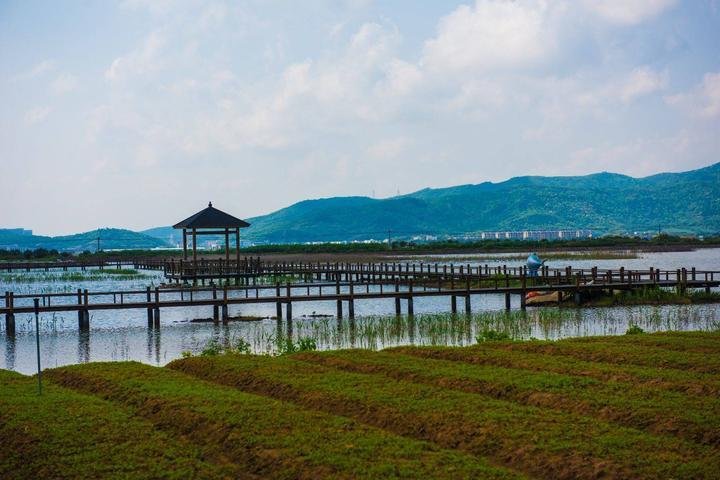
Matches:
[2,248,719,374]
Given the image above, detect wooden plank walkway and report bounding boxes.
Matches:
[2,262,719,334]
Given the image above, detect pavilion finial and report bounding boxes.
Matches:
[208,201,213,208]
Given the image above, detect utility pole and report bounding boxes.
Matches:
[34,298,42,395]
[96,230,101,253]
[387,229,392,250]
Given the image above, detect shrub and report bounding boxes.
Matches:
[200,339,223,356]
[476,328,511,343]
[626,325,645,335]
[231,338,252,355]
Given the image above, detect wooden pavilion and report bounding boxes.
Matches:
[173,202,250,264]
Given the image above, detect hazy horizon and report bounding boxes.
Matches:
[2,1,719,235]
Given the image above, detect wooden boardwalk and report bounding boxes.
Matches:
[2,259,719,334]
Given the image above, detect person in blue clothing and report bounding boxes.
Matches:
[527,252,545,277]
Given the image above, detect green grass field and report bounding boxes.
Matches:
[2,331,719,479]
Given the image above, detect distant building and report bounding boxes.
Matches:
[476,229,593,241]
[0,228,33,236]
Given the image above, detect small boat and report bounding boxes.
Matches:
[525,290,562,305]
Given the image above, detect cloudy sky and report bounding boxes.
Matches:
[1,0,719,235]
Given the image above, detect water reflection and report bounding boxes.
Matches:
[144,327,162,365]
[5,333,15,371]
[78,330,90,364]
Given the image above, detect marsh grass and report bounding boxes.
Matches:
[178,305,719,358]
[0,269,148,283]
[586,286,720,307]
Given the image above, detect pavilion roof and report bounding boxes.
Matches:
[173,202,251,229]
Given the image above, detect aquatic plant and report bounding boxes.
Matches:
[626,325,645,335]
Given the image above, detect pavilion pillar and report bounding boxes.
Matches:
[182,229,188,260]
[192,228,197,264]
[235,228,240,265]
[224,228,230,261]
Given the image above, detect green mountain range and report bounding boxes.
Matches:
[2,163,718,251]
[0,228,167,252]
[236,162,720,242]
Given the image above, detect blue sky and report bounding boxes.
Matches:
[1,0,719,235]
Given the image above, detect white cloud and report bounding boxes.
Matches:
[13,59,56,80]
[50,73,78,94]
[422,0,555,72]
[568,129,715,177]
[181,22,408,153]
[617,66,668,102]
[105,31,166,81]
[23,106,52,125]
[583,0,677,25]
[666,72,720,118]
[574,66,668,108]
[375,59,423,97]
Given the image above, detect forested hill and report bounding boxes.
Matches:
[236,162,720,242]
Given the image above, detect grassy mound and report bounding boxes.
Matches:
[43,362,519,479]
[0,370,230,479]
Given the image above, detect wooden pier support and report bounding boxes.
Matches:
[77,289,90,330]
[348,299,355,319]
[222,286,229,324]
[77,289,84,327]
[153,288,160,328]
[4,291,15,335]
[286,283,292,320]
[146,287,153,327]
[407,281,414,317]
[336,280,343,319]
[451,296,457,314]
[349,281,355,319]
[504,293,511,311]
[394,280,401,316]
[275,283,282,320]
[212,286,219,323]
[465,295,471,315]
